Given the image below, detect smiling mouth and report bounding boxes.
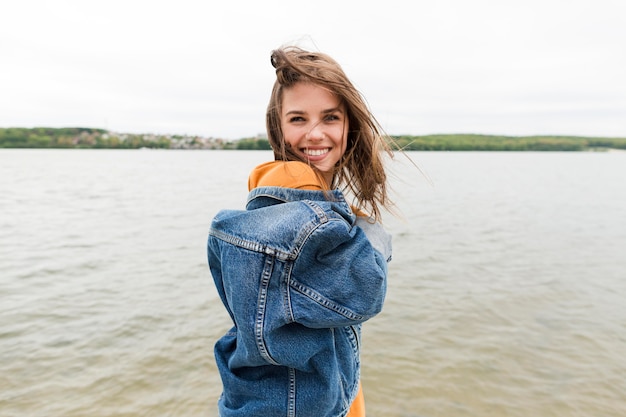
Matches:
[303,148,330,156]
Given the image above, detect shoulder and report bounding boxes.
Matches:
[248,161,324,191]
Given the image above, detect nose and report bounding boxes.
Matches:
[306,120,325,141]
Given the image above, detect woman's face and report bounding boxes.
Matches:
[280,82,348,185]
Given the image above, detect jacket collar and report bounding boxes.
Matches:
[246,186,354,221]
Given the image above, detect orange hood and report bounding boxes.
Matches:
[248,161,325,191]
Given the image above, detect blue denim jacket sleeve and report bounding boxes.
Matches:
[286,207,388,329]
[211,187,389,330]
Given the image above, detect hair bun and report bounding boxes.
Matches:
[271,49,302,85]
[270,51,280,69]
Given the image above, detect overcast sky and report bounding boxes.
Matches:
[1,0,625,139]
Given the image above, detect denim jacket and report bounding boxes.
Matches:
[207,185,391,417]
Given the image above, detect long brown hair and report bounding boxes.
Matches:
[266,46,394,221]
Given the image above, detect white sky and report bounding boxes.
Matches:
[1,0,625,139]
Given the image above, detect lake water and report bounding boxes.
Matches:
[1,149,625,416]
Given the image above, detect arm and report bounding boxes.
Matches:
[287,217,388,329]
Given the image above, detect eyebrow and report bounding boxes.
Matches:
[284,107,344,116]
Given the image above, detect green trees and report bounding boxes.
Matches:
[1,128,624,151]
[235,137,271,150]
[0,128,169,149]
[389,134,625,151]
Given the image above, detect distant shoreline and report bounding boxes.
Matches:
[1,127,625,152]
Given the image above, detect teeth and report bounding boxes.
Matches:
[304,148,329,156]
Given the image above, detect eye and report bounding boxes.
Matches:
[325,113,341,122]
[288,116,305,123]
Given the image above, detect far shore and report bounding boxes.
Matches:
[1,127,626,152]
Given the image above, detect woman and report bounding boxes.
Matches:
[208,45,394,416]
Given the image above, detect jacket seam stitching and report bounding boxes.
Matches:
[289,280,367,321]
[209,228,295,260]
[283,262,295,323]
[256,254,280,365]
[288,367,296,417]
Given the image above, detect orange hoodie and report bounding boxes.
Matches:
[249,161,368,218]
[248,160,366,417]
[248,160,325,191]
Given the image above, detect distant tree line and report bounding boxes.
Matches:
[390,134,626,151]
[1,128,625,151]
[0,127,171,149]
[234,137,272,150]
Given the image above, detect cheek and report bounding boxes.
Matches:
[283,131,297,148]
[337,125,349,151]
[280,123,295,146]
[341,120,349,144]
